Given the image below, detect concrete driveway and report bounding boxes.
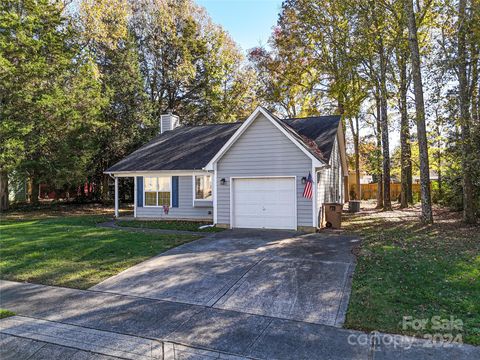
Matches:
[91,229,359,327]
[3,231,479,359]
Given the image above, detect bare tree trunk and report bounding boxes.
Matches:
[437,150,443,201]
[477,74,480,123]
[101,174,110,203]
[348,116,361,200]
[355,115,361,200]
[379,40,392,211]
[338,101,345,117]
[375,93,384,209]
[471,43,479,123]
[29,175,39,205]
[399,50,412,208]
[434,110,443,202]
[407,159,413,203]
[404,0,433,223]
[338,99,348,146]
[0,169,8,212]
[458,0,476,223]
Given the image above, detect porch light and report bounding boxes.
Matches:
[220,178,226,185]
[301,177,307,184]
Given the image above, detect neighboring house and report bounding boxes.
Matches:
[348,170,374,185]
[413,170,439,183]
[8,175,27,203]
[105,107,348,232]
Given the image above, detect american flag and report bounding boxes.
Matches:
[303,172,313,199]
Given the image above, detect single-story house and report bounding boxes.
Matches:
[105,106,348,232]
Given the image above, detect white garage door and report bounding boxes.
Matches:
[232,177,296,230]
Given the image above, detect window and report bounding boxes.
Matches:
[194,175,212,200]
[144,177,171,206]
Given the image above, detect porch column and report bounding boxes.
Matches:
[114,176,119,218]
[133,176,137,218]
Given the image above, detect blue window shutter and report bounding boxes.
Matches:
[172,176,179,207]
[137,176,143,207]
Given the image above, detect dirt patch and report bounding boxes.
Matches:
[1,203,132,220]
[344,200,479,237]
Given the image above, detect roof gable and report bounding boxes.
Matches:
[204,107,327,170]
[219,112,312,164]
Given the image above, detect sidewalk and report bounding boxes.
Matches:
[1,280,478,359]
[0,316,245,360]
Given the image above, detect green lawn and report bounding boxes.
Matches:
[0,216,198,289]
[116,219,224,232]
[0,309,15,319]
[343,205,480,345]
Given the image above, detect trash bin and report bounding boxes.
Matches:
[349,200,361,213]
[323,203,343,229]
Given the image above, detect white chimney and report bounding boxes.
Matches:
[160,111,180,134]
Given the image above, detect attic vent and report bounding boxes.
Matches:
[160,111,180,134]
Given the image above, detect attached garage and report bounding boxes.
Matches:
[206,108,347,232]
[231,177,296,230]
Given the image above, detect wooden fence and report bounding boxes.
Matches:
[349,183,421,200]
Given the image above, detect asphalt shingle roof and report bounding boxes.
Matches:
[282,115,341,162]
[106,123,242,172]
[106,111,341,172]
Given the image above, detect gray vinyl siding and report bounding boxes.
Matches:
[136,175,213,220]
[216,114,313,227]
[317,135,344,221]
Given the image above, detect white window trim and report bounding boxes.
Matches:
[144,176,172,207]
[192,174,213,204]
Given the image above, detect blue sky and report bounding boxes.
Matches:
[196,0,283,52]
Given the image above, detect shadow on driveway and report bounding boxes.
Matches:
[90,229,360,326]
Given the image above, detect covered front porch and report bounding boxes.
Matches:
[109,171,214,221]
[110,175,134,218]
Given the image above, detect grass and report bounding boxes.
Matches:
[0,215,198,289]
[0,309,15,319]
[116,219,224,233]
[4,202,133,220]
[343,203,480,345]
